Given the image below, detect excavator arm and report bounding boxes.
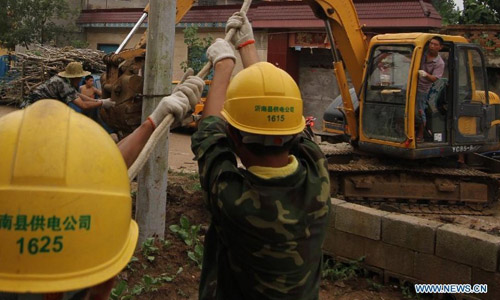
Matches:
[304,0,369,140]
[304,0,368,93]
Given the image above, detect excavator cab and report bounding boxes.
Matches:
[357,34,500,159]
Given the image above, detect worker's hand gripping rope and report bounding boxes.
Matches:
[225,12,255,49]
[100,98,115,109]
[147,68,205,128]
[206,39,236,65]
[129,0,252,181]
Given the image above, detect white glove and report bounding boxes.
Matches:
[225,12,254,49]
[206,38,236,66]
[418,70,428,78]
[100,98,115,109]
[148,71,205,127]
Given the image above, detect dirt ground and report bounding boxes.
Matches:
[0,104,17,117]
[122,172,407,300]
[0,106,424,298]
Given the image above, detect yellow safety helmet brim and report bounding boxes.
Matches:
[0,221,138,293]
[0,100,138,293]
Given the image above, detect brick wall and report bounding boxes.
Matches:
[441,25,500,54]
[323,198,500,299]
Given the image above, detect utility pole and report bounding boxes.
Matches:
[136,0,176,244]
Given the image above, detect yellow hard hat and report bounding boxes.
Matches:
[0,100,138,293]
[222,62,305,135]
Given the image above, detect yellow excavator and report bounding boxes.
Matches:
[99,1,195,135]
[304,0,500,210]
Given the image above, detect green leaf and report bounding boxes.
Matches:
[195,244,204,256]
[110,280,128,300]
[180,216,190,229]
[169,224,180,233]
[176,266,184,275]
[187,251,197,262]
[131,284,144,295]
[147,255,155,262]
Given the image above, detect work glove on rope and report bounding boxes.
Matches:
[225,12,255,49]
[147,68,205,128]
[100,98,115,109]
[206,39,236,66]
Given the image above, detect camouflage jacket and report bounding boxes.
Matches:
[191,116,331,300]
[23,76,78,107]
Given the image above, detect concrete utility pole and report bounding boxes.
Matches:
[136,0,176,244]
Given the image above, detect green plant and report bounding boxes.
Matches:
[110,268,183,299]
[366,279,383,291]
[180,26,213,76]
[485,40,495,47]
[494,48,500,56]
[169,215,204,268]
[109,280,129,300]
[142,237,159,263]
[126,256,139,271]
[169,216,200,246]
[70,39,89,48]
[400,280,420,299]
[321,257,366,281]
[188,244,204,269]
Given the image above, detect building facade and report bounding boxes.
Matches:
[77,0,442,129]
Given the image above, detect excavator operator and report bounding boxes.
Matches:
[416,36,445,142]
[192,12,331,300]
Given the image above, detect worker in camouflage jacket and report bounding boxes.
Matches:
[191,12,331,300]
[21,62,115,111]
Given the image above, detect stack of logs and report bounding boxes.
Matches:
[0,45,106,104]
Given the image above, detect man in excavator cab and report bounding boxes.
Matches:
[416,36,445,142]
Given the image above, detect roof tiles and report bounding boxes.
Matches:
[77,0,442,29]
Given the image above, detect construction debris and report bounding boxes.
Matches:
[0,45,105,105]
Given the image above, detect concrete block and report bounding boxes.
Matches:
[472,268,500,300]
[383,270,423,286]
[414,252,471,284]
[322,228,364,260]
[335,202,389,240]
[364,239,415,276]
[328,198,346,228]
[382,213,442,254]
[436,224,500,272]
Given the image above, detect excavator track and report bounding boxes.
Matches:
[320,143,499,215]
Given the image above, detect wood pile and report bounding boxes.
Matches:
[0,44,106,105]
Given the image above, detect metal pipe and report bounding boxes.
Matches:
[115,12,148,54]
[324,19,340,63]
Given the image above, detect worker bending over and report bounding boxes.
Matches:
[192,12,331,300]
[21,62,114,111]
[0,71,204,299]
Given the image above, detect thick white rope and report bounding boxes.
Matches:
[128,0,253,181]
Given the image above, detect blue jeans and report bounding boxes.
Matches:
[416,91,428,124]
[68,102,114,133]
